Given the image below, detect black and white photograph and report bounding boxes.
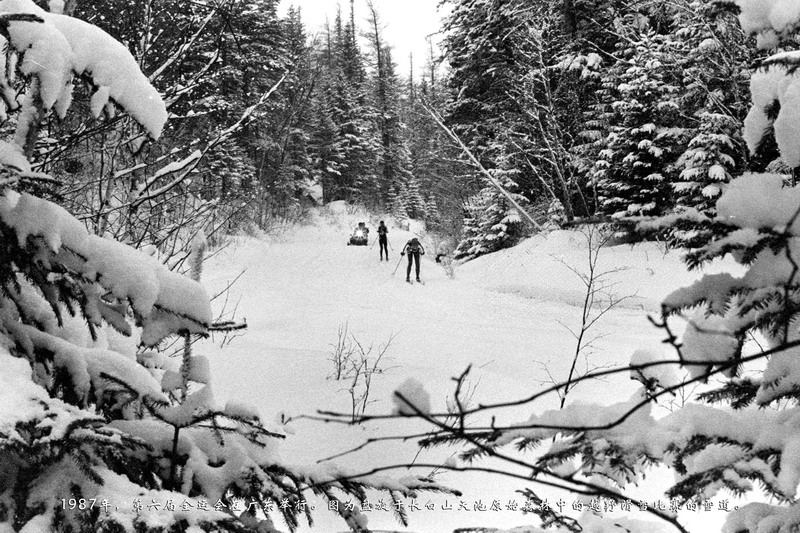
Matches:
[0,0,797,532]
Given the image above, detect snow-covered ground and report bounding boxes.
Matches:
[200,206,739,533]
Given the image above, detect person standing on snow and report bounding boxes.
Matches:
[378,221,389,261]
[401,237,425,282]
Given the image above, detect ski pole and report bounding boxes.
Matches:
[392,255,404,276]
[369,238,377,250]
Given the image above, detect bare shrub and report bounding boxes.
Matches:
[327,323,397,422]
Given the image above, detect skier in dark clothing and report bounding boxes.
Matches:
[378,221,389,261]
[401,237,425,282]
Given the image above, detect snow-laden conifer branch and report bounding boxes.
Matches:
[326,390,683,525]
[315,331,800,503]
[30,28,222,170]
[316,333,800,531]
[0,0,168,142]
[208,319,247,332]
[307,457,691,532]
[0,192,213,345]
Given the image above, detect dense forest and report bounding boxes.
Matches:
[5,0,800,532]
[29,0,766,261]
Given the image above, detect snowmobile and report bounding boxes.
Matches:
[347,223,369,246]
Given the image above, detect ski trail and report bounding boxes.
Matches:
[200,218,660,532]
[203,217,654,427]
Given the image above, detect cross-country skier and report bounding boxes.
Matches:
[401,237,425,283]
[378,221,389,261]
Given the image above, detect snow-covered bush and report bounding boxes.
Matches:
[0,4,448,532]
[326,323,395,422]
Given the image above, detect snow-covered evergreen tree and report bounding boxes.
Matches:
[311,5,378,204]
[593,29,682,218]
[454,166,528,261]
[365,5,417,212]
[388,184,408,223]
[424,195,442,228]
[453,198,481,259]
[674,112,737,215]
[565,0,752,228]
[403,72,463,233]
[546,198,568,228]
[309,75,346,203]
[669,112,740,245]
[660,0,752,246]
[252,4,317,219]
[403,176,426,219]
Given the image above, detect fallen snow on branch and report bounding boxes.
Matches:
[736,0,800,47]
[0,190,212,345]
[0,0,167,138]
[745,58,800,165]
[392,377,432,415]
